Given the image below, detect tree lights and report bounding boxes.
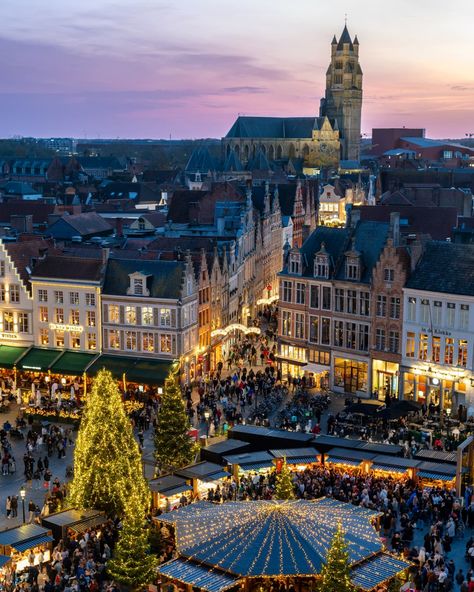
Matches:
[68,368,148,516]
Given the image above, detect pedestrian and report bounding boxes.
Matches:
[10,495,18,518]
[5,496,11,519]
[28,499,35,523]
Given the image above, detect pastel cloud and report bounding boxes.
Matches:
[0,0,473,138]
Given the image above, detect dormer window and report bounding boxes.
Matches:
[314,255,329,278]
[346,258,360,281]
[127,272,150,297]
[134,278,143,295]
[289,252,301,275]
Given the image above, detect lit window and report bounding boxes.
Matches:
[87,333,97,350]
[87,311,96,327]
[86,293,96,306]
[9,285,20,303]
[55,331,65,348]
[40,328,49,346]
[142,332,154,352]
[160,334,172,353]
[70,310,80,325]
[18,313,29,333]
[3,312,13,332]
[108,304,119,323]
[109,330,120,349]
[54,290,63,304]
[159,308,171,327]
[125,331,137,351]
[142,306,153,326]
[39,307,48,323]
[126,306,137,324]
[71,333,81,349]
[55,308,64,323]
[70,292,79,305]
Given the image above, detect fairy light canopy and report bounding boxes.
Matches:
[159,498,383,577]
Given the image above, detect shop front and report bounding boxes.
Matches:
[304,349,330,388]
[86,354,173,391]
[371,359,399,401]
[0,524,53,578]
[401,364,468,413]
[333,356,369,395]
[150,475,193,511]
[277,344,307,381]
[175,461,231,499]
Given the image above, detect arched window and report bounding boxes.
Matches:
[268,145,275,161]
[288,143,296,159]
[244,145,250,160]
[303,144,310,158]
[277,145,283,159]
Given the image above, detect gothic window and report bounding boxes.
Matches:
[303,144,310,158]
[277,145,283,159]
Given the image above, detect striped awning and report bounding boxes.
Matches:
[418,471,455,482]
[285,456,318,465]
[326,457,360,467]
[351,553,411,590]
[199,471,231,483]
[239,461,274,471]
[371,464,406,474]
[158,558,239,592]
[0,555,11,569]
[12,534,53,552]
[69,515,107,534]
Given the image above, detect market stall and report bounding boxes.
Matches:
[150,475,193,510]
[0,524,53,575]
[269,447,320,471]
[41,509,106,542]
[175,461,231,498]
[223,451,275,479]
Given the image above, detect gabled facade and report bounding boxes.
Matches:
[0,241,35,347]
[101,256,198,377]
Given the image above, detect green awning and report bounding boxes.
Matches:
[50,351,99,376]
[0,345,28,369]
[19,348,63,372]
[88,355,173,385]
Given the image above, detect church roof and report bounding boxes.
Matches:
[226,116,315,139]
[223,150,243,172]
[185,146,217,173]
[337,25,354,50]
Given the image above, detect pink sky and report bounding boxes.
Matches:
[0,0,473,139]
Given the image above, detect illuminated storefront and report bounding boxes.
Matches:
[333,357,368,394]
[372,360,399,400]
[400,364,468,412]
[277,343,307,380]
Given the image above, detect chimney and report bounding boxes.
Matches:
[349,207,360,228]
[389,212,400,246]
[115,217,124,238]
[102,247,110,265]
[409,240,423,272]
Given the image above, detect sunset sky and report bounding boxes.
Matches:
[1,0,473,139]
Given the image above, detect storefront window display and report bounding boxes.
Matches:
[334,358,368,394]
[372,360,399,400]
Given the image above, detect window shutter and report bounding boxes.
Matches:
[119,305,125,325]
[171,309,177,328]
[153,307,159,326]
[103,304,108,323]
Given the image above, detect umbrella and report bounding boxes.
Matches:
[376,400,422,420]
[345,401,384,417]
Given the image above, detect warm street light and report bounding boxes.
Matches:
[19,486,26,523]
[204,410,210,421]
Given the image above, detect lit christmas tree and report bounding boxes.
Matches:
[154,362,197,472]
[107,494,158,588]
[318,522,355,592]
[69,369,148,516]
[274,459,295,500]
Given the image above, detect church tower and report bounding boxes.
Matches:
[320,24,363,162]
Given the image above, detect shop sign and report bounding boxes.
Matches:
[421,327,452,336]
[49,323,84,333]
[0,332,18,339]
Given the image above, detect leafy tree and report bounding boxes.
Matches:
[107,494,158,589]
[274,459,295,500]
[318,523,355,592]
[69,369,148,516]
[154,362,197,472]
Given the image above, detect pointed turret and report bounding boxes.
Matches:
[337,24,354,50]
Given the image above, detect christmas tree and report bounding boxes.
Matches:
[274,459,295,500]
[318,522,355,592]
[69,369,149,516]
[107,494,158,589]
[154,362,197,472]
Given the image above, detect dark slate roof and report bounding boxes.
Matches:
[2,181,40,196]
[406,241,474,296]
[77,156,123,170]
[300,226,350,277]
[31,256,104,282]
[0,202,56,224]
[247,149,271,171]
[52,212,113,236]
[223,150,243,172]
[103,258,185,298]
[226,116,315,139]
[185,147,217,173]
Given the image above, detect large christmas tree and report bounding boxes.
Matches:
[154,362,197,472]
[69,369,148,516]
[107,494,158,588]
[318,523,355,592]
[274,459,295,500]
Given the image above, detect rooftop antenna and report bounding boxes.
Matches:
[345,13,348,25]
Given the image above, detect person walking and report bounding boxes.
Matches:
[5,496,11,519]
[10,495,17,518]
[27,499,35,523]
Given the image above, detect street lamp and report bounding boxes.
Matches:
[20,486,26,524]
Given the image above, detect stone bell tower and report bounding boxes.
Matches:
[320,24,363,162]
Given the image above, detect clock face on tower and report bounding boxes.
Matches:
[320,143,328,152]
